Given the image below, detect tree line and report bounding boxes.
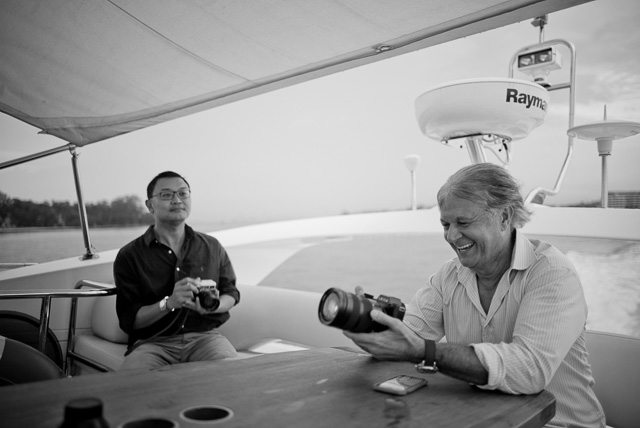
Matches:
[0,191,153,228]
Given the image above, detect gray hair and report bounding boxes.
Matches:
[437,163,532,228]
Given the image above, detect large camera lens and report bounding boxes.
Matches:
[318,288,378,333]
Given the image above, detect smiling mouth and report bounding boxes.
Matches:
[456,243,474,252]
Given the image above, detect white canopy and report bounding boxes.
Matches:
[0,0,590,146]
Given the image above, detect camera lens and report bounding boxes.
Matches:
[197,290,219,311]
[320,292,340,322]
[318,288,376,333]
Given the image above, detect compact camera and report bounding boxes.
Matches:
[317,287,406,333]
[195,279,219,311]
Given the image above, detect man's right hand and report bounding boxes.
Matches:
[168,277,201,311]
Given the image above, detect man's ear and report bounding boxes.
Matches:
[501,207,513,230]
[145,199,154,214]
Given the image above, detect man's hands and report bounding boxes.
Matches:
[136,277,226,329]
[344,286,422,362]
[343,309,424,363]
[168,277,221,315]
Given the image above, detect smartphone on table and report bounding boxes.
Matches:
[373,375,428,395]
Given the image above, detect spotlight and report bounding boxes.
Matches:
[517,46,561,87]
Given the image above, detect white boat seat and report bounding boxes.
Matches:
[585,330,640,428]
[70,285,352,374]
[71,332,127,372]
[70,293,127,373]
[91,294,128,344]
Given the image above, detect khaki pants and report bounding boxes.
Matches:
[118,330,237,370]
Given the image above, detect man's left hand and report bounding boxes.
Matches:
[343,310,423,362]
[190,287,221,315]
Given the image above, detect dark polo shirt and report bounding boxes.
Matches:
[114,225,240,349]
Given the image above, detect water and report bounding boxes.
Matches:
[1,227,638,338]
[0,227,148,264]
[259,234,640,339]
[0,222,241,264]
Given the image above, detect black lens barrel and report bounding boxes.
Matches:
[318,288,377,333]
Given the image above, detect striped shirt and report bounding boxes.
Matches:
[404,229,605,428]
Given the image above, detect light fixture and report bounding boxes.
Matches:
[403,155,421,211]
[517,46,561,87]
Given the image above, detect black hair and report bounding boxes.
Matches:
[146,171,190,200]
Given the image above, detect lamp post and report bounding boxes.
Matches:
[403,155,421,210]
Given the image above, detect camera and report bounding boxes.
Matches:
[195,279,219,311]
[318,287,406,333]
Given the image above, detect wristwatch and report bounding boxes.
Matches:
[415,339,438,373]
[159,296,174,312]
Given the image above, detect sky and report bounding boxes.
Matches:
[1,0,639,227]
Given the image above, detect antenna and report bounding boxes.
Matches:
[415,77,548,167]
[567,106,640,208]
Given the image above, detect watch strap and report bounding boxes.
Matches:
[415,339,438,373]
[159,296,174,312]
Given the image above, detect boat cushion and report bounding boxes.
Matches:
[91,294,128,344]
[72,333,127,372]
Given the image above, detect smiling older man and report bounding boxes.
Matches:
[345,163,604,428]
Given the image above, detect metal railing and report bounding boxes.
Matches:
[0,279,115,375]
[508,38,578,205]
[65,280,117,375]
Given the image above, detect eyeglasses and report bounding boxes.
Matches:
[152,189,191,200]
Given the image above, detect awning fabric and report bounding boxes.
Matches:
[0,0,590,146]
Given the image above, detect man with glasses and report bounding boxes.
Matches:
[114,171,240,369]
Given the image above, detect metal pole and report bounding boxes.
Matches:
[403,155,421,211]
[0,144,72,171]
[37,295,52,354]
[465,137,487,164]
[514,38,577,205]
[69,146,98,260]
[410,171,417,210]
[601,154,609,208]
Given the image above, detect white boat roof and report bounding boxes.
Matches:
[0,0,590,146]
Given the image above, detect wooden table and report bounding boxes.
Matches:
[0,347,555,428]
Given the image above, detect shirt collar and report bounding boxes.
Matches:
[142,224,195,247]
[510,228,536,271]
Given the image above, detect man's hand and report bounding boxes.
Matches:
[171,278,228,315]
[168,277,200,311]
[343,309,423,362]
[192,286,222,315]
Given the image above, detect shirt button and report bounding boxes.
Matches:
[176,267,180,272]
